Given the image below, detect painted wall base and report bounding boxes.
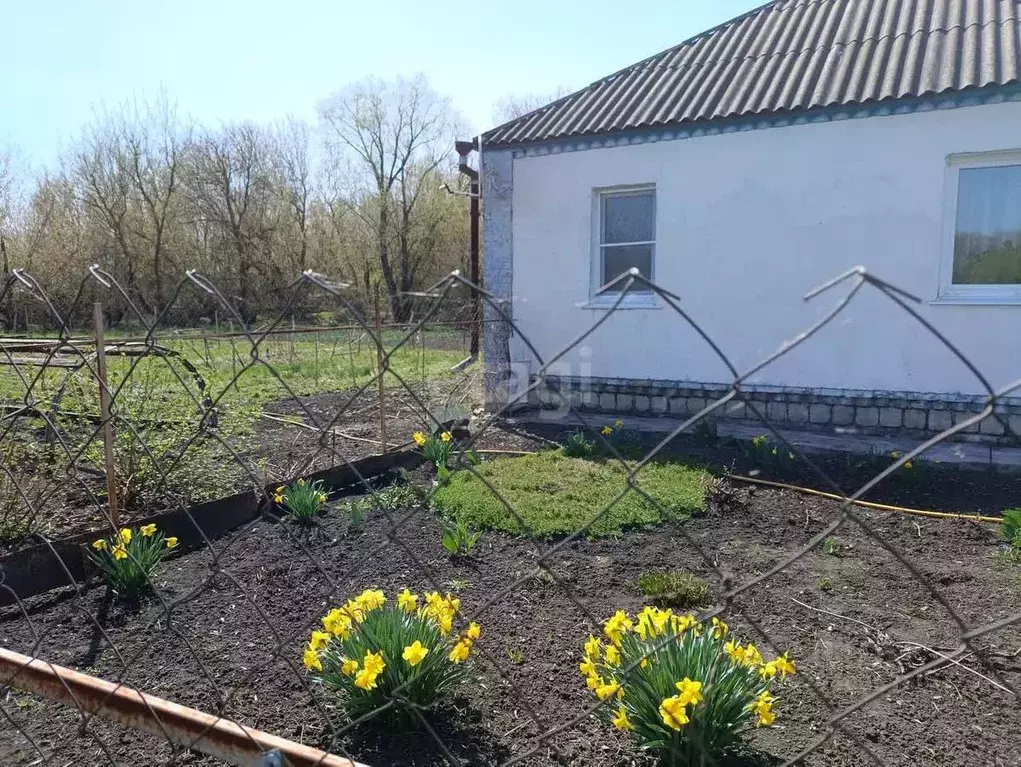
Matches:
[523,376,1021,445]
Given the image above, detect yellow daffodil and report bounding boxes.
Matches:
[341,658,359,677]
[165,537,179,549]
[759,660,778,679]
[440,431,452,442]
[275,486,285,494]
[322,608,352,638]
[603,610,633,646]
[639,657,649,669]
[601,426,613,436]
[774,652,796,679]
[362,651,385,676]
[437,612,454,636]
[584,635,602,660]
[711,616,728,639]
[904,461,913,470]
[412,431,427,446]
[355,588,386,611]
[273,494,284,504]
[112,545,128,560]
[317,493,327,503]
[604,644,621,667]
[579,658,597,678]
[466,622,481,640]
[449,639,471,663]
[724,638,744,664]
[614,419,624,428]
[594,679,621,701]
[309,630,331,652]
[302,648,322,671]
[741,643,764,668]
[92,539,107,551]
[297,478,305,487]
[585,672,602,691]
[612,705,633,732]
[752,690,775,727]
[119,528,132,544]
[659,695,690,730]
[354,669,379,690]
[674,677,704,707]
[402,641,429,667]
[397,588,418,613]
[671,614,698,635]
[140,523,157,537]
[342,599,365,624]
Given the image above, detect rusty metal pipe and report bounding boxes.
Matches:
[0,647,363,767]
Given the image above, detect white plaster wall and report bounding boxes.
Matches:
[508,101,1021,396]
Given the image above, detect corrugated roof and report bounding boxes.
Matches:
[483,0,1021,147]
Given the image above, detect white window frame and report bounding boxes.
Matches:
[586,184,659,309]
[936,150,1021,305]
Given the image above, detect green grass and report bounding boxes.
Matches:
[0,328,463,414]
[432,451,707,538]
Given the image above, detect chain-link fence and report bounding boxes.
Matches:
[0,265,1018,766]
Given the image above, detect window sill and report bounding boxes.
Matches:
[931,293,1021,306]
[581,294,661,310]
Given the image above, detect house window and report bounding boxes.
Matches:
[595,187,655,297]
[940,154,1021,303]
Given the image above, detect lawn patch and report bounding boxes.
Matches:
[432,451,706,537]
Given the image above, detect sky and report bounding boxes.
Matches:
[1,0,763,167]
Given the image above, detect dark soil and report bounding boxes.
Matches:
[2,474,1019,766]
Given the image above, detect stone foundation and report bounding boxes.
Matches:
[520,376,1021,445]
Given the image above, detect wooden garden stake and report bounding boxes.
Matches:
[374,285,388,454]
[93,302,119,527]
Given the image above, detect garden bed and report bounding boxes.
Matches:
[2,462,1019,766]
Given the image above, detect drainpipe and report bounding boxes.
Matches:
[454,139,480,368]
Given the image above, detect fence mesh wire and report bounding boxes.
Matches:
[0,265,1019,766]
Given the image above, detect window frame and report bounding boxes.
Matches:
[587,184,658,309]
[937,150,1021,305]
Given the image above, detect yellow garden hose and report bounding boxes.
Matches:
[723,473,1003,525]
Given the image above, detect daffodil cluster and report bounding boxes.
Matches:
[273,478,329,522]
[88,524,178,597]
[580,607,796,762]
[304,588,480,722]
[413,430,455,469]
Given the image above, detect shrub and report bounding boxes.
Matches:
[274,479,328,523]
[0,444,42,543]
[563,431,596,458]
[441,518,483,557]
[58,356,253,510]
[1001,509,1021,560]
[821,537,843,556]
[700,474,742,513]
[89,524,179,597]
[745,435,797,477]
[413,430,455,469]
[579,608,795,763]
[304,588,479,724]
[638,571,711,609]
[602,420,643,458]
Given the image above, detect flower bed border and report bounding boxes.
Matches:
[0,449,424,606]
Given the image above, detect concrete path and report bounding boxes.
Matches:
[508,410,1021,472]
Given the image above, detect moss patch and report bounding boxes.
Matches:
[432,451,706,537]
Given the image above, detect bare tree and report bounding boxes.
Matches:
[186,123,276,326]
[273,118,313,276]
[120,93,187,312]
[492,86,573,125]
[318,75,462,321]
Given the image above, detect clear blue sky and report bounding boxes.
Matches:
[2,0,763,165]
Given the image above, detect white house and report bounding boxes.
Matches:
[479,0,1021,442]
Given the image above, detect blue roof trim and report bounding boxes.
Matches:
[503,85,1021,159]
